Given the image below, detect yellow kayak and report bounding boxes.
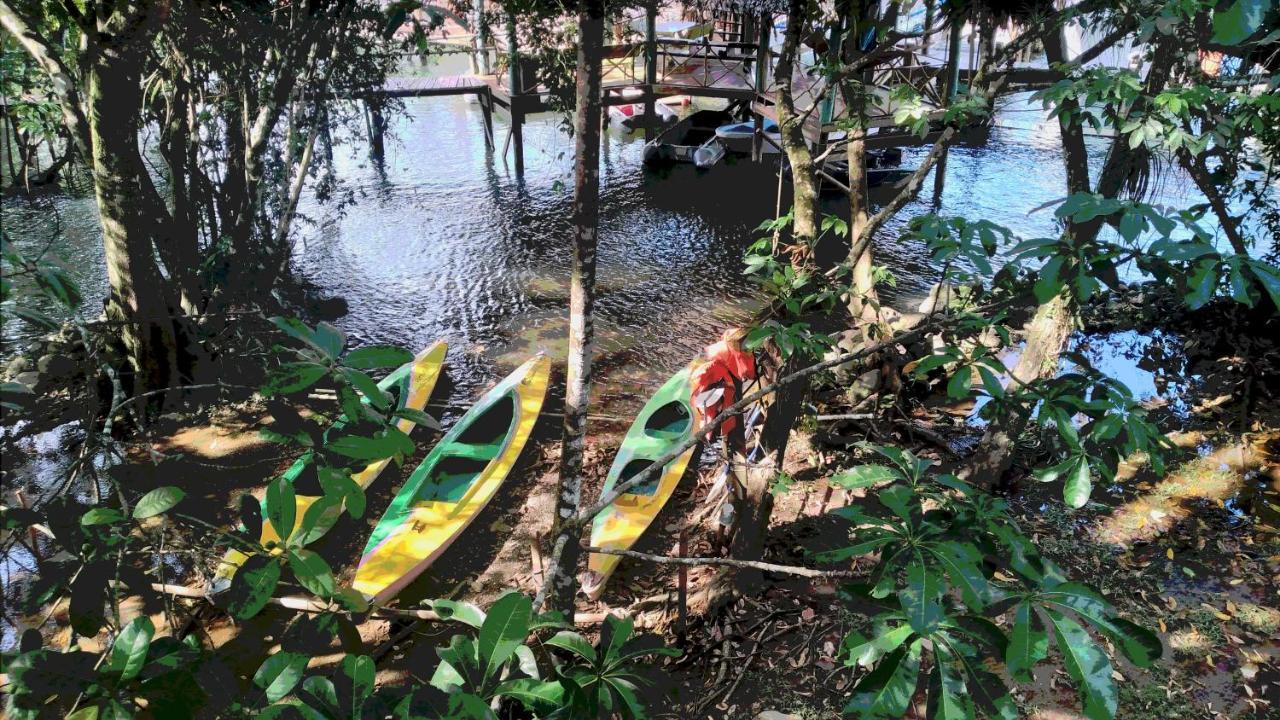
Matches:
[353,354,551,604]
[581,363,698,600]
[214,341,447,586]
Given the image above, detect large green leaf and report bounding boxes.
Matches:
[288,549,335,598]
[429,599,487,629]
[901,561,944,633]
[263,363,329,396]
[477,592,532,681]
[327,428,414,461]
[1044,608,1118,720]
[814,533,894,563]
[1006,603,1048,682]
[108,616,155,681]
[844,639,923,718]
[545,631,597,664]
[1063,457,1092,508]
[265,477,296,543]
[928,647,977,720]
[344,345,413,370]
[1212,0,1272,44]
[342,655,375,714]
[927,543,991,610]
[830,465,902,490]
[133,487,185,519]
[493,678,564,714]
[225,555,281,620]
[1042,583,1161,667]
[842,622,914,668]
[254,652,308,702]
[877,484,915,521]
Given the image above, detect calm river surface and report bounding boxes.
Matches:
[1,54,1236,419]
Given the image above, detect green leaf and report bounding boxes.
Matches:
[263,363,329,396]
[815,534,894,563]
[877,484,914,521]
[830,465,901,490]
[1045,608,1118,720]
[429,599,487,628]
[842,623,915,668]
[929,647,977,720]
[1006,603,1048,682]
[478,591,532,681]
[133,486,185,519]
[300,676,338,713]
[81,508,125,526]
[1041,584,1162,667]
[288,549,336,598]
[327,428,414,461]
[294,494,343,547]
[394,407,443,431]
[1063,458,1093,508]
[344,345,413,370]
[109,616,155,681]
[340,367,390,411]
[341,655,375,714]
[1212,0,1272,44]
[265,477,297,543]
[225,555,281,620]
[545,631,597,663]
[928,543,991,610]
[844,639,923,718]
[947,367,974,399]
[314,322,346,360]
[494,678,565,713]
[901,562,944,633]
[318,467,365,520]
[254,652,309,703]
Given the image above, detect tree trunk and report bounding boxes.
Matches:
[542,0,606,615]
[86,45,180,395]
[775,0,821,247]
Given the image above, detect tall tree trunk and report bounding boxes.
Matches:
[542,0,605,615]
[87,43,180,394]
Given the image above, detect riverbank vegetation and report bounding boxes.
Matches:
[2,0,1278,718]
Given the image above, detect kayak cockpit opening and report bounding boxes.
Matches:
[618,459,661,496]
[455,393,516,448]
[644,401,691,441]
[416,455,491,503]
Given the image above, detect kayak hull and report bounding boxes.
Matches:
[353,354,551,605]
[214,341,448,588]
[582,363,698,600]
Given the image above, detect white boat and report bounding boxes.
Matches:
[608,102,678,131]
[714,118,781,154]
[642,109,730,169]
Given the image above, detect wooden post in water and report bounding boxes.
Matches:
[752,12,770,161]
[922,0,935,53]
[506,9,525,174]
[481,91,494,149]
[367,101,386,162]
[931,14,964,206]
[643,1,658,140]
[817,16,842,149]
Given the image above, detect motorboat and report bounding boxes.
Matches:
[642,109,731,169]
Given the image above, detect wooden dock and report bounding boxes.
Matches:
[359,10,1059,175]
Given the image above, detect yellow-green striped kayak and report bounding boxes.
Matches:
[214,341,447,586]
[581,363,698,600]
[353,354,551,604]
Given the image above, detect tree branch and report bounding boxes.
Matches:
[585,546,859,579]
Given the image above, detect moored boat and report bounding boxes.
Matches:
[213,341,448,589]
[581,363,699,600]
[714,118,781,154]
[353,354,551,604]
[642,109,731,169]
[608,101,678,131]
